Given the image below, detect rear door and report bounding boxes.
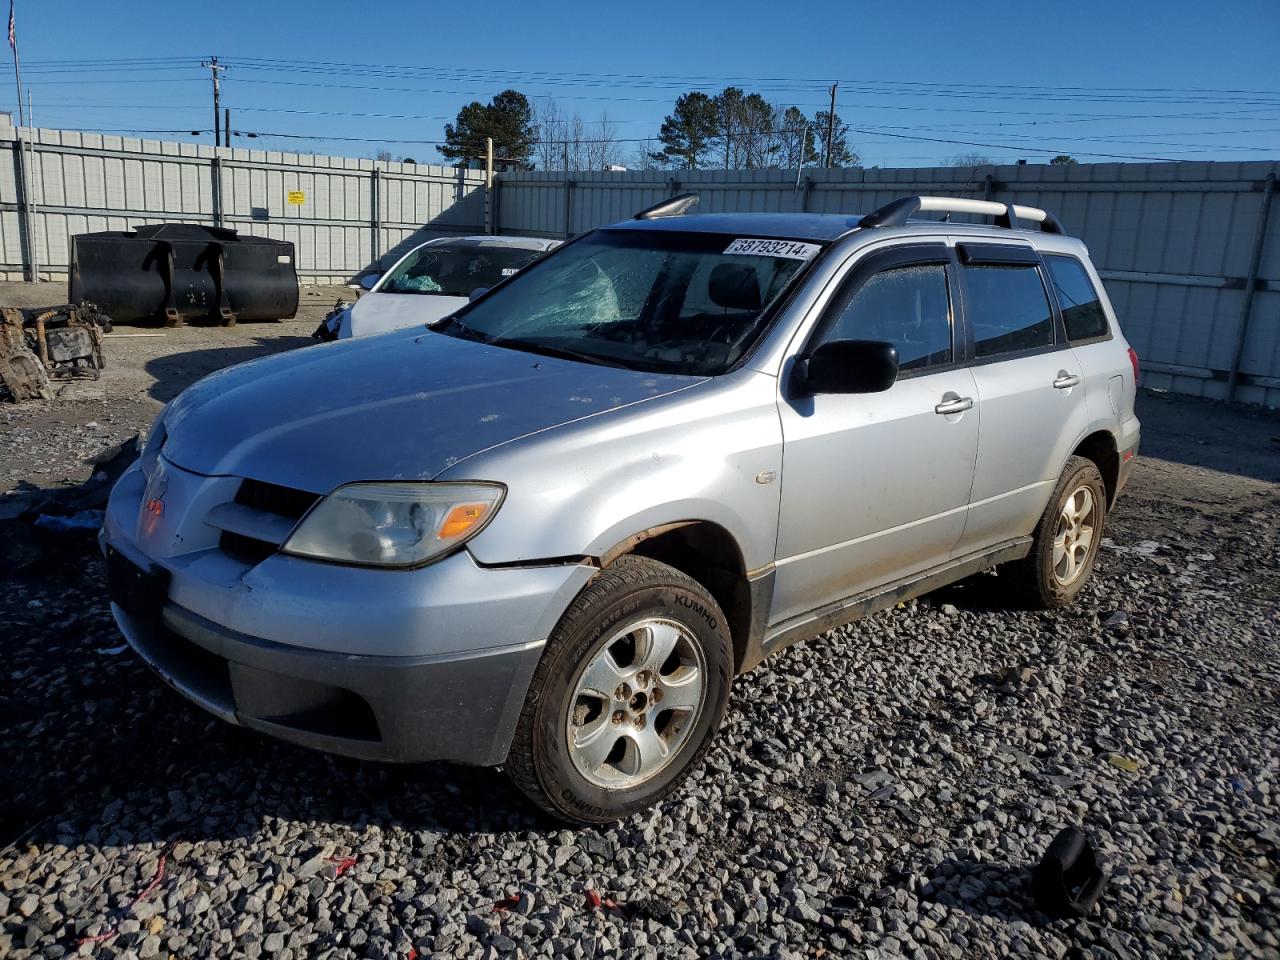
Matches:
[954,242,1090,553]
[1044,252,1137,426]
[772,243,980,626]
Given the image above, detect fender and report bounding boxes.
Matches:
[447,369,786,573]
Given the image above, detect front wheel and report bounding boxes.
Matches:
[505,555,733,824]
[1006,455,1107,608]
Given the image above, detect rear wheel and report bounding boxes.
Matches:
[505,555,732,824]
[1007,455,1107,608]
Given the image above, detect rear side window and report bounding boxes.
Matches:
[962,264,1054,359]
[823,264,952,373]
[1045,255,1110,342]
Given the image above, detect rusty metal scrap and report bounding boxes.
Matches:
[0,302,111,402]
[0,307,53,402]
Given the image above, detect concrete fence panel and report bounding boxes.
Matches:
[0,126,487,286]
[0,118,1275,406]
[496,162,1280,407]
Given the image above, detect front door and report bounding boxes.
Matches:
[772,244,980,627]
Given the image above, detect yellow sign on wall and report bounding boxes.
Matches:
[287,190,305,205]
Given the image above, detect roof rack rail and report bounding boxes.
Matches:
[859,196,1064,234]
[634,192,700,220]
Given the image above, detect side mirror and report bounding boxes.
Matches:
[468,287,489,301]
[793,339,899,395]
[359,273,381,291]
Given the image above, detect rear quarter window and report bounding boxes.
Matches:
[962,263,1055,359]
[1045,255,1111,342]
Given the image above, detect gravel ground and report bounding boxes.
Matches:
[1,292,1278,958]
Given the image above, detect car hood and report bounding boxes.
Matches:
[161,329,701,492]
[343,292,464,338]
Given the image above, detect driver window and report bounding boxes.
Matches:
[822,263,953,373]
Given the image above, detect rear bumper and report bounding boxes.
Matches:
[1116,416,1141,498]
[112,599,544,765]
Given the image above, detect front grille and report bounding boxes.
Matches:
[219,530,280,566]
[234,478,320,519]
[211,478,322,566]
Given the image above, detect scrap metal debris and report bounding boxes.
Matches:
[325,855,358,878]
[312,298,353,342]
[0,434,137,574]
[0,303,112,403]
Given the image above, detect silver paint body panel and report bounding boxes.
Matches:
[104,211,1140,765]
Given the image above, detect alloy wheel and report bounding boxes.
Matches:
[565,617,707,789]
[1052,485,1097,585]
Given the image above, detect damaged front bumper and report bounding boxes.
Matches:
[109,597,547,765]
[101,460,594,765]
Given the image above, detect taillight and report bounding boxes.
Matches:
[1127,346,1140,387]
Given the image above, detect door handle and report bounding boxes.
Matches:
[1053,373,1081,389]
[935,396,974,415]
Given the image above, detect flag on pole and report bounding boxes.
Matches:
[9,0,24,128]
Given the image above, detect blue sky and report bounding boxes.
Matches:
[7,0,1279,168]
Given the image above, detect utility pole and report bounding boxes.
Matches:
[201,56,227,147]
[224,107,231,145]
[824,82,838,168]
[26,88,37,283]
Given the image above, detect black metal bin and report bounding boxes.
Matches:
[69,224,299,326]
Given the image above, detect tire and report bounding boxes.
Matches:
[1006,455,1107,609]
[505,555,733,824]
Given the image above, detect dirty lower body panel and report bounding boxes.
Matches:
[110,594,546,767]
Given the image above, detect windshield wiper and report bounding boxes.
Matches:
[427,314,495,343]
[491,338,631,369]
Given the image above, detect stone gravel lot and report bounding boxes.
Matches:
[1,297,1277,959]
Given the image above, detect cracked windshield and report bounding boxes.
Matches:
[438,230,822,375]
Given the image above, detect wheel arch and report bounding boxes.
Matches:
[1070,429,1120,507]
[599,520,758,673]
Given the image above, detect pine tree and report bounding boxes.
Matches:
[440,90,536,167]
[814,110,859,168]
[651,92,720,169]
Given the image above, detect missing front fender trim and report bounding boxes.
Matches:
[470,552,599,571]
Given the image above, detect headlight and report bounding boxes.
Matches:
[281,481,504,567]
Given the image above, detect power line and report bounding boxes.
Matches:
[220,75,1280,125]
[19,54,1280,101]
[217,56,1280,99]
[845,127,1184,162]
[26,101,1278,156]
[29,117,1271,162]
[211,60,1280,107]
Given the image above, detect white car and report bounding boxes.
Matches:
[335,235,560,338]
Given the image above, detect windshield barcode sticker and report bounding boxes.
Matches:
[501,267,518,276]
[724,238,821,260]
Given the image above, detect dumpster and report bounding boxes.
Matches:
[69,224,299,326]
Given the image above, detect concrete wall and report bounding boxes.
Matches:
[0,125,487,285]
[495,163,1280,407]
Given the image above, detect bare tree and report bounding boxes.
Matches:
[584,112,621,170]
[534,98,565,170]
[534,99,623,170]
[946,152,994,167]
[629,139,660,171]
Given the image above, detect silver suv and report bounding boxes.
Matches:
[102,195,1140,824]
